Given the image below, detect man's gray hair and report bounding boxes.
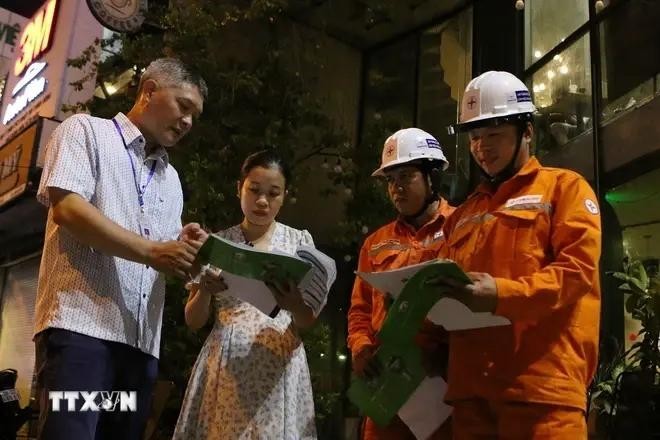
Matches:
[138,58,208,100]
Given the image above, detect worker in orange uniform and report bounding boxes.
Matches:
[348,127,455,439]
[431,71,602,439]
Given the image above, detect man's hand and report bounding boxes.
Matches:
[180,222,208,246]
[180,223,209,277]
[352,345,380,378]
[426,272,498,313]
[147,240,198,278]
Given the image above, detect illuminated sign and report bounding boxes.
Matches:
[3,0,58,126]
[3,62,48,125]
[0,122,38,207]
[14,0,58,77]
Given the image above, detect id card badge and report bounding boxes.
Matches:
[140,211,153,239]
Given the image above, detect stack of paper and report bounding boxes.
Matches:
[296,245,337,316]
[196,235,336,317]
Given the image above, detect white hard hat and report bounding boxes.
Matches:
[454,71,536,132]
[372,128,449,177]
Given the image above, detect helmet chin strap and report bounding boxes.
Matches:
[404,192,439,223]
[403,169,441,223]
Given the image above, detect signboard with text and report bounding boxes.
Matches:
[0,121,38,207]
[0,0,103,146]
[0,7,26,58]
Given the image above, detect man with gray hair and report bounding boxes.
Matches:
[34,58,207,440]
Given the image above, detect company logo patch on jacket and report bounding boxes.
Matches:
[421,230,446,247]
[584,198,599,215]
[505,195,543,208]
[504,194,552,213]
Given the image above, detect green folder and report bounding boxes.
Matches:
[196,234,312,284]
[347,342,426,426]
[347,261,471,426]
[378,263,471,347]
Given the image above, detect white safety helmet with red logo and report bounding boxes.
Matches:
[372,128,449,177]
[451,71,537,133]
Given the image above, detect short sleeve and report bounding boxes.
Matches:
[37,114,98,206]
[299,229,315,247]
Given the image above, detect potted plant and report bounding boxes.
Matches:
[591,259,660,438]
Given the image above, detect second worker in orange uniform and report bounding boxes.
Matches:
[348,127,454,440]
[433,71,602,439]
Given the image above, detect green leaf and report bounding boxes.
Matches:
[629,260,650,290]
[618,282,632,292]
[600,382,613,394]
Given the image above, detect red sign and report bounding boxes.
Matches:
[14,0,58,77]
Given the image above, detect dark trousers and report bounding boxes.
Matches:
[34,329,158,440]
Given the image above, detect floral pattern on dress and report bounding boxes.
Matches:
[173,223,318,440]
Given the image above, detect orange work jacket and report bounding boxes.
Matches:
[348,200,455,359]
[440,157,601,411]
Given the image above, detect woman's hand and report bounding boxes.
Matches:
[264,273,315,328]
[264,276,306,312]
[199,266,228,295]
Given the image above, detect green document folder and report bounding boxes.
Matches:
[377,263,471,346]
[196,234,312,284]
[347,261,471,426]
[347,342,426,426]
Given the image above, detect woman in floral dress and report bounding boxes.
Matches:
[173,150,328,439]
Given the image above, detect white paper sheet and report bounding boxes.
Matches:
[356,260,437,300]
[426,297,510,331]
[219,271,279,317]
[398,376,452,440]
[357,260,511,331]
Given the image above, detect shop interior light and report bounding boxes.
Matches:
[547,70,556,80]
[534,50,542,59]
[559,65,569,74]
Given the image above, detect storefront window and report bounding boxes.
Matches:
[0,257,40,409]
[600,0,660,124]
[528,34,592,157]
[416,8,472,177]
[605,167,660,350]
[524,0,589,68]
